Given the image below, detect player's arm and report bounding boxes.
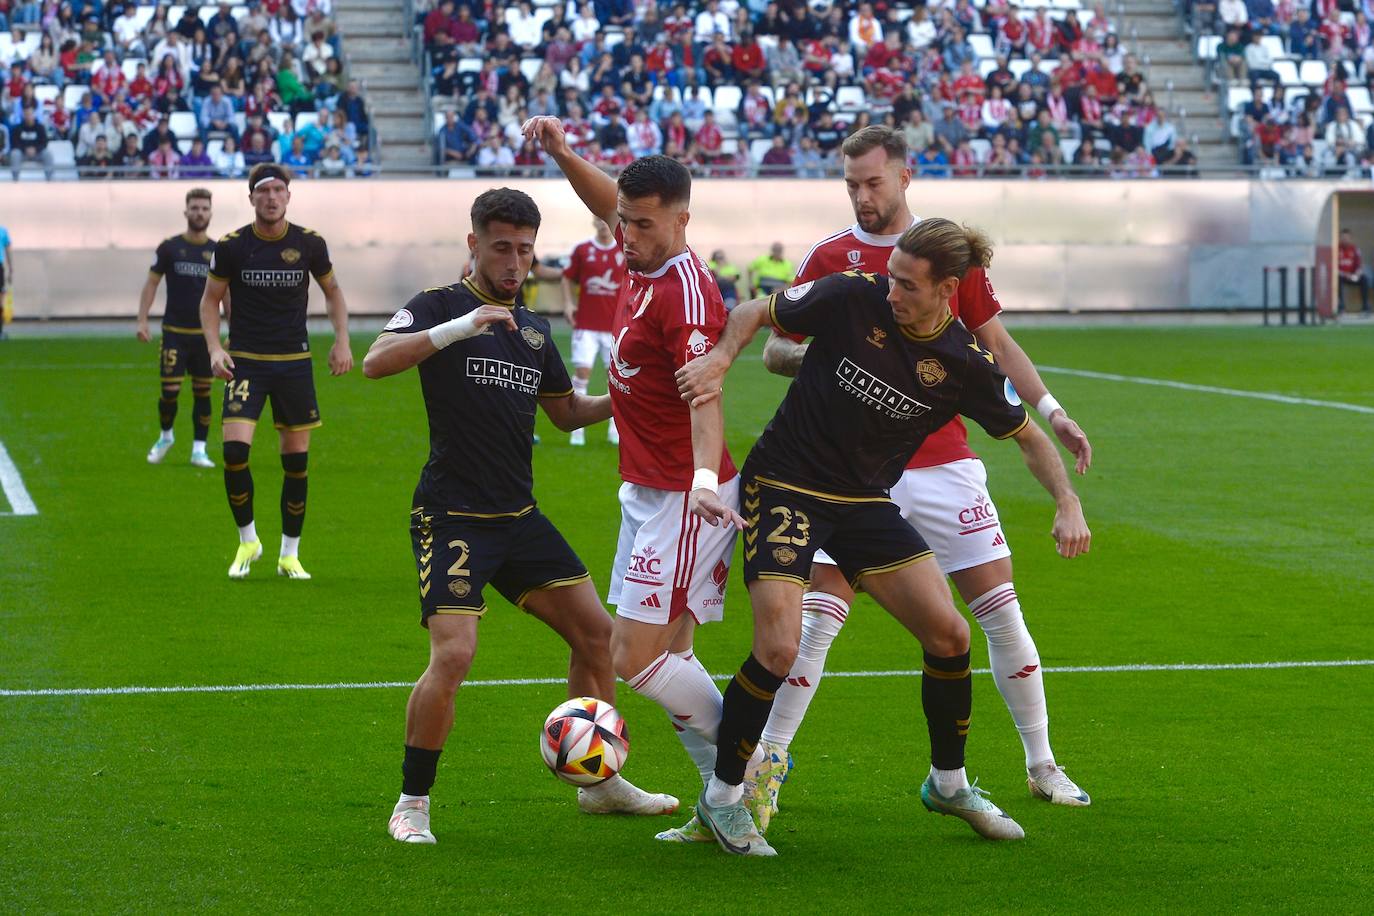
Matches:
[674,294,772,406]
[1009,420,1091,559]
[538,391,612,430]
[973,316,1091,474]
[531,260,563,282]
[362,304,518,379]
[200,275,233,380]
[316,271,353,376]
[687,395,746,528]
[136,270,161,342]
[761,331,808,376]
[560,276,577,325]
[521,116,618,225]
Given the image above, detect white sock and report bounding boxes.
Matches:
[191,440,207,454]
[238,521,258,544]
[607,417,618,439]
[930,764,969,796]
[704,773,742,807]
[669,649,719,784]
[397,792,428,804]
[280,534,300,558]
[627,650,723,776]
[969,584,1053,768]
[573,376,589,397]
[158,429,174,443]
[760,592,848,747]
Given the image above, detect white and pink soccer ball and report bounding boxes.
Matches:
[540,697,630,787]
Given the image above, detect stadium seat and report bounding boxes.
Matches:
[1298,60,1327,86]
[63,85,87,110]
[1060,138,1080,161]
[1272,60,1300,86]
[978,59,997,78]
[1008,60,1032,79]
[129,5,156,31]
[33,85,59,106]
[969,34,995,60]
[604,30,625,48]
[713,84,743,113]
[1051,0,1083,9]
[749,138,772,163]
[1225,86,1254,113]
[720,138,739,155]
[169,112,198,139]
[177,139,192,155]
[268,112,292,136]
[120,58,147,82]
[519,58,542,83]
[458,57,483,72]
[756,85,775,106]
[1260,35,1287,60]
[835,85,866,111]
[1348,87,1372,113]
[969,138,991,162]
[207,139,224,160]
[433,111,445,132]
[294,111,319,132]
[1197,35,1221,60]
[168,5,188,29]
[49,140,77,180]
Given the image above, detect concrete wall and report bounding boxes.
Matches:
[0,178,1356,319]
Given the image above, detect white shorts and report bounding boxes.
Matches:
[814,459,1010,576]
[570,329,614,370]
[608,477,740,625]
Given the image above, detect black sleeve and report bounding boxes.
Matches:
[957,342,1031,440]
[308,231,334,281]
[149,240,170,275]
[767,270,865,339]
[207,235,237,282]
[538,326,574,397]
[382,289,449,335]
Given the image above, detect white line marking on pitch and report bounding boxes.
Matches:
[0,442,37,516]
[1041,366,1374,415]
[2,658,1370,698]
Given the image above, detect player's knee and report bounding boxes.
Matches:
[191,381,212,397]
[754,639,799,680]
[430,640,476,687]
[925,612,971,657]
[281,451,308,475]
[223,440,250,469]
[160,382,181,398]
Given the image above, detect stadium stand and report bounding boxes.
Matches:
[1,1,376,180]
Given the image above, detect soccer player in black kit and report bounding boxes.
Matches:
[676,218,1091,855]
[199,163,354,580]
[363,188,678,846]
[138,187,219,469]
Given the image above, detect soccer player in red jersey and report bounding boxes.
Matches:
[560,216,626,446]
[524,116,751,843]
[751,126,1096,824]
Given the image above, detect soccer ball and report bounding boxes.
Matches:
[540,697,630,787]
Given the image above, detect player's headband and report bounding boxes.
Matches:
[250,166,290,191]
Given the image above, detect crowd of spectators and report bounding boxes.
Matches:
[424,0,1198,178]
[1202,0,1374,175]
[0,1,373,179]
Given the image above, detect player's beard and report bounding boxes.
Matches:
[855,198,903,235]
[187,215,210,233]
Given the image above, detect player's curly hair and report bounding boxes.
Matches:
[617,155,691,207]
[897,218,993,281]
[471,187,542,232]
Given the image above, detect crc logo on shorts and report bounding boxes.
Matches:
[384,308,414,331]
[686,328,712,359]
[521,327,545,350]
[916,359,947,387]
[449,579,472,598]
[772,546,798,566]
[958,494,998,532]
[711,559,728,595]
[628,546,663,581]
[784,281,814,301]
[280,248,301,265]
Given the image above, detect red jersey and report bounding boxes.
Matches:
[610,229,737,490]
[953,72,985,102]
[790,220,1003,469]
[563,237,625,332]
[1339,241,1362,274]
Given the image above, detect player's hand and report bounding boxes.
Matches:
[1051,499,1091,558]
[563,304,576,327]
[690,488,746,530]
[472,304,520,334]
[329,338,353,376]
[675,352,727,407]
[1050,412,1092,475]
[210,347,235,381]
[521,116,570,158]
[136,319,150,342]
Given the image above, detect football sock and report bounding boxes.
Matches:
[281,452,308,538]
[280,535,300,559]
[930,764,970,797]
[191,379,212,443]
[665,649,719,783]
[922,649,972,772]
[714,653,784,787]
[628,649,723,750]
[158,381,180,432]
[223,441,254,529]
[760,591,848,747]
[238,521,257,543]
[705,773,742,807]
[401,744,442,797]
[573,376,589,398]
[969,584,1054,768]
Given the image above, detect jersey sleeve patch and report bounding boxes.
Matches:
[384,308,415,331]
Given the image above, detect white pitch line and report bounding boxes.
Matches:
[1041,366,1374,415]
[0,441,37,516]
[2,658,1370,699]
[8,362,145,370]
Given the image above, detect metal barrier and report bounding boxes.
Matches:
[1262,264,1315,326]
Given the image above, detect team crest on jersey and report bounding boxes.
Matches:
[449,579,472,598]
[866,327,887,349]
[201,250,212,261]
[772,546,798,567]
[521,327,545,350]
[916,358,947,387]
[847,249,862,265]
[384,308,414,331]
[226,401,242,413]
[280,248,301,265]
[784,281,814,301]
[686,328,712,359]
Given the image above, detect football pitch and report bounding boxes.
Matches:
[2,324,1372,913]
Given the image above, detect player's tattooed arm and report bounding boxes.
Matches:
[675,295,773,407]
[521,116,618,225]
[1010,421,1091,559]
[761,331,808,377]
[540,392,612,431]
[975,316,1092,474]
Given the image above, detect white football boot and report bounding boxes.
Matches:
[577,774,678,815]
[1028,762,1091,806]
[147,432,174,464]
[389,796,437,844]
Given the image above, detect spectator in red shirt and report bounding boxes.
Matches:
[733,29,767,82]
[760,134,794,175]
[128,62,153,101]
[952,59,985,104]
[693,109,725,161]
[702,34,734,86]
[1338,228,1370,314]
[424,0,459,49]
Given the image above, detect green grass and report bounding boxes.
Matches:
[2,325,1373,912]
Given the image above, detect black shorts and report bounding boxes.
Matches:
[159,329,212,383]
[740,468,933,590]
[409,505,590,626]
[222,355,321,431]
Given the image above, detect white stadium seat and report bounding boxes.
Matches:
[1272,60,1300,86]
[749,138,772,163]
[835,85,866,111]
[1260,35,1287,59]
[1197,35,1221,60]
[169,111,198,139]
[268,112,292,135]
[969,138,991,162]
[712,84,742,112]
[1298,60,1327,86]
[968,34,995,60]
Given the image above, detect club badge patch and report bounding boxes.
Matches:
[916,358,947,387]
[280,248,301,265]
[384,308,414,330]
[784,281,814,301]
[521,327,545,350]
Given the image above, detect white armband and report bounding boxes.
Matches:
[428,312,481,350]
[691,468,719,494]
[1036,393,1064,421]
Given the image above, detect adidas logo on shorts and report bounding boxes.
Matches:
[639,594,662,608]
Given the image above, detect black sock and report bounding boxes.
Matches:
[281,452,307,537]
[714,653,785,786]
[922,650,972,771]
[223,441,254,528]
[191,380,212,443]
[402,745,442,797]
[158,382,180,432]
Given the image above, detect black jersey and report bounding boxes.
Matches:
[748,270,1029,499]
[149,234,214,333]
[384,277,574,515]
[208,222,333,358]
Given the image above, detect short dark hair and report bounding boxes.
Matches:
[841,125,907,163]
[186,187,212,204]
[617,154,691,207]
[471,187,542,232]
[248,162,292,189]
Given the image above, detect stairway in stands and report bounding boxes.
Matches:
[1116,0,1235,166]
[336,0,431,172]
